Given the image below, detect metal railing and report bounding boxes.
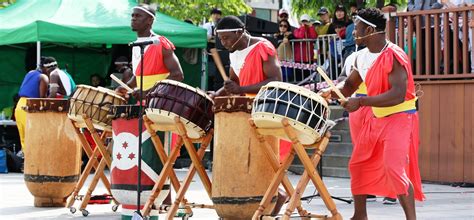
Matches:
[276,34,345,84]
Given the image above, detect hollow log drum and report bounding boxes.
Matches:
[212,96,278,220]
[24,98,81,207]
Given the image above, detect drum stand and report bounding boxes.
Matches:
[249,118,342,220]
[66,115,119,217]
[142,115,214,219]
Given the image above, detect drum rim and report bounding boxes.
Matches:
[75,84,126,101]
[251,112,322,138]
[145,108,206,138]
[156,79,214,103]
[260,81,328,108]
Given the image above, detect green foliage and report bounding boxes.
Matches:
[143,0,252,24]
[291,0,407,20]
[0,0,16,9]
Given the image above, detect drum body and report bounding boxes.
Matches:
[68,85,125,131]
[145,80,213,139]
[109,105,168,219]
[252,82,331,145]
[23,98,81,207]
[212,96,278,220]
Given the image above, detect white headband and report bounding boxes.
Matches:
[215,28,244,33]
[355,15,377,28]
[133,6,155,19]
[43,61,57,68]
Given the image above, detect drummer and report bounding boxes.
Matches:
[209,15,288,216]
[117,4,184,98]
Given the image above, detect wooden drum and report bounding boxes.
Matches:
[23,98,81,207]
[145,80,213,139]
[109,105,169,219]
[212,96,278,220]
[68,85,126,131]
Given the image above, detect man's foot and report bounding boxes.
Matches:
[382,197,397,205]
[366,195,376,202]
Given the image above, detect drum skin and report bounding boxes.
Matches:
[23,98,81,207]
[212,96,278,220]
[109,105,168,219]
[68,85,125,131]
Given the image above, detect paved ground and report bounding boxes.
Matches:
[1,170,473,220]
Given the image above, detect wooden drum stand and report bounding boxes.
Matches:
[249,118,342,220]
[66,115,119,216]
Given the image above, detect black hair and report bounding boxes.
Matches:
[42,56,57,68]
[137,4,155,17]
[357,8,386,31]
[211,8,222,15]
[349,2,358,8]
[278,19,290,27]
[215,16,245,31]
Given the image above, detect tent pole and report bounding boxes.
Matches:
[36,41,41,67]
[201,49,207,90]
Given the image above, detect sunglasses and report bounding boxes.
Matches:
[279,25,288,28]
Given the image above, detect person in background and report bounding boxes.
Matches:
[14,57,49,152]
[278,8,290,22]
[274,19,294,61]
[43,57,76,98]
[202,8,226,91]
[111,56,132,89]
[349,2,359,15]
[343,12,357,60]
[274,19,295,82]
[293,14,318,81]
[90,74,105,87]
[315,7,331,36]
[329,4,353,38]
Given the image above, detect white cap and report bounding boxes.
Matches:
[279,8,289,15]
[300,14,311,22]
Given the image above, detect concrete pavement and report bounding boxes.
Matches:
[1,170,473,220]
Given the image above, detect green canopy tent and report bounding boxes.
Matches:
[0,0,207,111]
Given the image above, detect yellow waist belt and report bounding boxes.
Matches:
[135,73,169,91]
[372,98,417,118]
[355,83,367,95]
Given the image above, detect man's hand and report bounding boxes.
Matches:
[224,80,242,95]
[341,97,361,112]
[317,88,332,101]
[207,91,217,100]
[115,87,130,99]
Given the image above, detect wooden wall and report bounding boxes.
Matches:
[418,80,474,183]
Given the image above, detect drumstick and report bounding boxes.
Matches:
[210,48,229,81]
[315,66,348,102]
[110,74,133,93]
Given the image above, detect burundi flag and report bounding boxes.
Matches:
[111,118,170,219]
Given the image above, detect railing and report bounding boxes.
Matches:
[277,34,345,84]
[386,6,474,80]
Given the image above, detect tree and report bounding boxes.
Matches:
[291,0,407,20]
[141,0,252,25]
[0,0,15,9]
